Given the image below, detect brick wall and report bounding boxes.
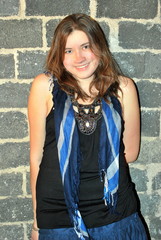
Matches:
[0,0,160,239]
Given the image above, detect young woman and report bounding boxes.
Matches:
[28,13,148,240]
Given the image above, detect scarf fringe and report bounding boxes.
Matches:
[54,81,122,239]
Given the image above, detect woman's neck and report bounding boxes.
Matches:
[76,80,98,104]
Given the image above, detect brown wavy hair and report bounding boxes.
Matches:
[46,13,122,100]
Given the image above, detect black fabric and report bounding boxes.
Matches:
[36,107,138,229]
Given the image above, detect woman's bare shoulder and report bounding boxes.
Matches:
[30,73,54,96]
[32,73,53,87]
[118,76,136,91]
[118,76,138,109]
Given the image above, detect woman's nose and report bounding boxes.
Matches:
[74,50,85,63]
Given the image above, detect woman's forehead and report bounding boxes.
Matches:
[65,30,89,47]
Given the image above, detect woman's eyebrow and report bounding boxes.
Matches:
[65,42,90,49]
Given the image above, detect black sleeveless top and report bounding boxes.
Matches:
[36,107,138,229]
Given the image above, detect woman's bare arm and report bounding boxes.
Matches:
[28,73,52,236]
[119,77,140,163]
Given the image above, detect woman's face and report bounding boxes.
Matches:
[63,30,100,83]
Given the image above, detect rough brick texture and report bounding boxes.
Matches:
[0,82,30,108]
[138,139,161,164]
[0,0,19,17]
[18,51,47,79]
[97,0,158,19]
[0,19,42,48]
[119,22,161,49]
[0,172,23,196]
[26,0,90,16]
[0,225,24,240]
[0,112,28,139]
[0,0,160,239]
[0,54,15,78]
[141,110,160,137]
[137,81,161,108]
[0,142,29,169]
[114,52,161,79]
[130,168,148,192]
[0,198,32,222]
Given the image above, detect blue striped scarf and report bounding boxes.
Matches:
[53,80,122,239]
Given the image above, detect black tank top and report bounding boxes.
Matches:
[36,108,138,229]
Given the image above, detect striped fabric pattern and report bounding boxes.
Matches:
[53,81,122,239]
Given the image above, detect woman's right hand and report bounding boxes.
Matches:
[30,228,39,240]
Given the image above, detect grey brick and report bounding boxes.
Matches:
[0,142,29,169]
[138,139,161,164]
[26,0,90,16]
[152,172,161,191]
[0,19,42,48]
[0,112,28,139]
[149,217,161,239]
[0,0,19,17]
[0,197,32,222]
[26,172,31,195]
[0,82,30,108]
[99,22,110,43]
[97,0,157,19]
[137,81,161,108]
[114,52,145,78]
[0,173,23,196]
[46,19,61,47]
[144,52,161,79]
[119,22,161,49]
[27,223,32,240]
[130,168,148,192]
[141,110,160,137]
[18,51,46,79]
[0,224,24,240]
[139,193,161,216]
[0,54,15,78]
[114,52,161,79]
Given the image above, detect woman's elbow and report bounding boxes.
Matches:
[124,148,140,163]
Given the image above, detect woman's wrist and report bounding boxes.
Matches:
[32,223,39,232]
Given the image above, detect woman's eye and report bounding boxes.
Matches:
[83,45,90,49]
[65,49,72,54]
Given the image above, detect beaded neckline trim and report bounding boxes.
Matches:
[71,96,102,135]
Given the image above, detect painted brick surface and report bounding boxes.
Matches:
[0,0,160,239]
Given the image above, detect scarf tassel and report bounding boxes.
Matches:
[73,209,89,239]
[101,169,117,208]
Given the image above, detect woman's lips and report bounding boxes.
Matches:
[75,63,89,70]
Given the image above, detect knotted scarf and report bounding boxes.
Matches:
[53,79,122,239]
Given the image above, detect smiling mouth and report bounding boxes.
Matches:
[76,63,89,69]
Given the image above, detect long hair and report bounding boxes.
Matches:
[46,13,122,99]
